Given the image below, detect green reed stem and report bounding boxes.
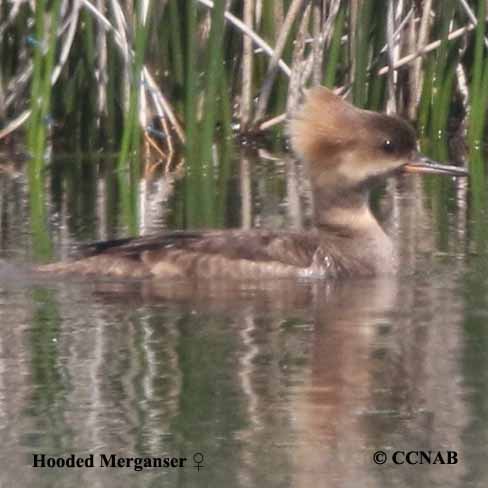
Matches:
[36,0,61,150]
[367,5,387,111]
[183,0,201,226]
[432,61,455,141]
[353,0,374,108]
[430,0,456,141]
[116,2,149,234]
[27,0,45,152]
[117,2,148,171]
[118,169,138,235]
[184,0,198,160]
[466,1,487,231]
[418,61,434,135]
[28,2,50,161]
[215,70,234,227]
[198,0,226,224]
[469,150,488,251]
[28,160,53,261]
[200,0,226,159]
[469,0,488,153]
[324,6,345,88]
[169,0,184,85]
[26,0,60,260]
[82,8,96,70]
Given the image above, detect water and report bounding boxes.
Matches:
[0,147,487,487]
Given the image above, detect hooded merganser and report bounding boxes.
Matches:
[39,87,468,279]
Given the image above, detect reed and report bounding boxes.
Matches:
[468,0,488,154]
[324,5,345,89]
[198,0,226,220]
[117,1,149,167]
[352,0,375,108]
[25,0,62,260]
[28,0,62,159]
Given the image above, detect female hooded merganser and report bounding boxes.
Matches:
[39,87,467,279]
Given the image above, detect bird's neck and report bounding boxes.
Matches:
[312,186,396,275]
[312,186,377,233]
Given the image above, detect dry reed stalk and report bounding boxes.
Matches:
[160,115,175,172]
[458,0,488,48]
[349,0,359,86]
[301,0,341,89]
[456,62,470,114]
[311,1,321,85]
[378,22,479,76]
[285,155,304,230]
[137,0,151,138]
[1,0,78,139]
[254,0,262,24]
[240,0,254,130]
[286,3,311,113]
[273,1,284,36]
[252,0,307,125]
[96,0,108,117]
[144,131,167,160]
[0,72,4,122]
[0,0,183,148]
[411,0,433,117]
[257,113,287,131]
[386,0,398,113]
[196,0,291,76]
[4,64,33,109]
[407,11,417,118]
[0,110,30,139]
[240,155,252,230]
[142,67,184,142]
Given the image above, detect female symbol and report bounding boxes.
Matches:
[193,452,204,471]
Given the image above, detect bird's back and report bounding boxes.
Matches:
[38,230,325,280]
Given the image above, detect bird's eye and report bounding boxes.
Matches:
[382,139,395,154]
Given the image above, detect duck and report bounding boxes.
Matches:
[38,87,468,280]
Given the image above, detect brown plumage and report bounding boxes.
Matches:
[38,87,468,280]
[39,230,333,279]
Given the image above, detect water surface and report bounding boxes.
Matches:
[0,147,487,487]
